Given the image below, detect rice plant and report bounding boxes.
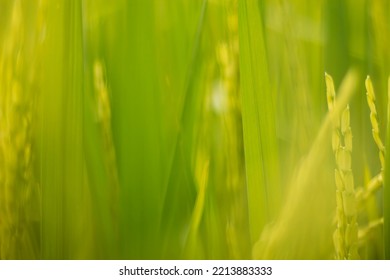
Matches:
[0,0,389,260]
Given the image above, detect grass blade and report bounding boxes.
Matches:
[238,0,281,246]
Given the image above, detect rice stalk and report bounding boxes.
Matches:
[0,0,42,259]
[325,73,359,259]
[81,1,128,258]
[215,0,250,259]
[359,217,384,242]
[365,76,385,172]
[253,69,358,259]
[360,76,385,259]
[356,173,383,205]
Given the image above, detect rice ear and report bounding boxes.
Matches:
[326,72,359,259]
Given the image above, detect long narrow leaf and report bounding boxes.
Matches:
[238,0,281,245]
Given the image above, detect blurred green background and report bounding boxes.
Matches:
[0,0,389,259]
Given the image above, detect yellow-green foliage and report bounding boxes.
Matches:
[1,0,390,260]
